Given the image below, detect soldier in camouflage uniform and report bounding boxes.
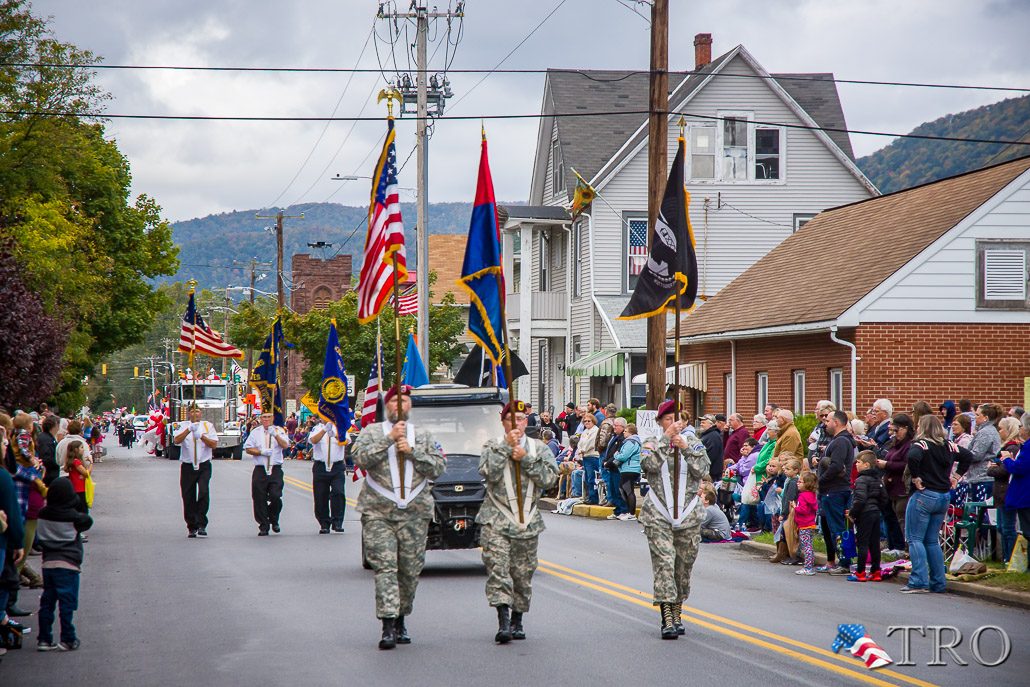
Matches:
[352,385,446,650]
[477,399,558,644]
[639,399,710,639]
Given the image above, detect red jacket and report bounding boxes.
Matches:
[723,426,749,463]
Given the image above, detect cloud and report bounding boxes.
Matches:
[33,0,1030,221]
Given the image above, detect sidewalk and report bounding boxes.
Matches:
[540,496,1030,610]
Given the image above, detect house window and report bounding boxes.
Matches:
[571,335,582,362]
[829,368,843,410]
[754,127,781,180]
[537,340,547,410]
[571,222,582,297]
[792,370,806,416]
[539,234,550,291]
[756,372,768,415]
[793,213,817,232]
[722,116,749,180]
[724,372,735,415]
[626,216,648,292]
[689,124,716,180]
[976,240,1029,309]
[551,138,564,199]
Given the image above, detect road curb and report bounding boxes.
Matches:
[739,540,1030,610]
[539,497,640,520]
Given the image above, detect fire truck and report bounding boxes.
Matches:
[164,374,244,460]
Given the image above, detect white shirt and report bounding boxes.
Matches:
[309,422,345,466]
[174,421,217,465]
[243,425,288,466]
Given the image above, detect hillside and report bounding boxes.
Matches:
[169,201,497,289]
[857,95,1030,193]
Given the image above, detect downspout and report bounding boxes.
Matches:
[562,221,575,404]
[586,211,629,408]
[730,339,736,415]
[829,325,857,415]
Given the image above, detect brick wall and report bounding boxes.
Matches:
[855,323,1030,412]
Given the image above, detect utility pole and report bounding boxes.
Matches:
[645,0,670,410]
[378,1,460,370]
[255,210,302,414]
[222,286,232,377]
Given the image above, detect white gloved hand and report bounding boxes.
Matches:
[191,423,202,435]
[261,448,273,457]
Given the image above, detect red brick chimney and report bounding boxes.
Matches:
[694,33,712,70]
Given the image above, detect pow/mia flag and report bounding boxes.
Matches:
[617,136,698,320]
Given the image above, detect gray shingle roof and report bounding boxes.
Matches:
[547,48,856,195]
[595,295,650,350]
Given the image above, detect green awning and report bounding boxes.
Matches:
[567,350,624,377]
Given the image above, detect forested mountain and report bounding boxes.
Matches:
[857,95,1030,194]
[169,201,497,289]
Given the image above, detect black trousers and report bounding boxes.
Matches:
[312,461,346,528]
[620,472,640,515]
[180,461,212,531]
[251,465,284,531]
[855,509,882,573]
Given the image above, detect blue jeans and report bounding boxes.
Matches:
[998,506,1018,563]
[905,489,950,592]
[570,469,584,498]
[604,467,628,514]
[582,457,600,504]
[38,568,80,644]
[736,504,756,529]
[819,490,853,568]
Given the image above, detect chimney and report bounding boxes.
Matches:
[694,33,712,70]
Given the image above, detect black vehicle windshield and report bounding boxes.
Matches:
[408,403,502,456]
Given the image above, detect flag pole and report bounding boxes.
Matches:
[671,116,688,522]
[486,126,525,525]
[187,280,198,410]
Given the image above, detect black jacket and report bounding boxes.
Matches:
[850,467,889,519]
[36,431,59,487]
[36,477,93,571]
[701,427,724,481]
[818,430,856,494]
[907,440,972,494]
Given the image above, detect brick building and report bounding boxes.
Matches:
[669,156,1030,418]
[283,253,352,405]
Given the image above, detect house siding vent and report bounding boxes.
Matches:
[984,249,1026,301]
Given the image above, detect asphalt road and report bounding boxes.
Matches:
[4,436,1028,686]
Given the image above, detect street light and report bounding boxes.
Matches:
[331,174,416,194]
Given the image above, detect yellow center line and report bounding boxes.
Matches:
[537,559,937,687]
[281,472,358,507]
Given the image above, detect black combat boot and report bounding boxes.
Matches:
[494,605,512,644]
[378,618,397,650]
[510,611,525,640]
[672,602,685,635]
[659,603,678,640]
[395,616,411,644]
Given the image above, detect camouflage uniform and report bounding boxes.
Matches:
[476,437,558,612]
[639,430,710,604]
[353,421,446,619]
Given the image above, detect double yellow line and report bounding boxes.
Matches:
[277,467,934,686]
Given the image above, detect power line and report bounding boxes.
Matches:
[10,60,1029,93]
[11,107,1030,147]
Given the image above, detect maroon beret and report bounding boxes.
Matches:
[500,399,527,417]
[657,399,677,419]
[383,384,413,406]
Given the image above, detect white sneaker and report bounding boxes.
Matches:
[626,514,637,521]
[617,513,632,521]
[606,514,619,520]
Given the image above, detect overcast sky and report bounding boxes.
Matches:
[35,0,1030,222]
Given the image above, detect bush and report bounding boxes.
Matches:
[794,414,818,445]
[617,407,637,424]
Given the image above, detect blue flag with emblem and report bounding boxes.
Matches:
[251,315,289,426]
[318,319,352,441]
[402,332,429,388]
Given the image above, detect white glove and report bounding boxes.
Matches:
[191,423,202,435]
[261,448,273,457]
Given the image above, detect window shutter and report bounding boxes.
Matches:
[984,249,1027,301]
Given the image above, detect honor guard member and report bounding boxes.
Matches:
[477,399,557,644]
[351,385,445,650]
[640,399,710,639]
[309,419,347,534]
[243,412,290,536]
[173,405,218,538]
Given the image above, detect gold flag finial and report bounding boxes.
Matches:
[677,115,686,139]
[377,87,402,118]
[186,278,197,294]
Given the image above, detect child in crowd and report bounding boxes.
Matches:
[848,451,889,582]
[758,458,785,532]
[793,472,819,576]
[771,457,801,564]
[717,458,737,521]
[733,438,760,530]
[35,477,93,651]
[700,486,732,542]
[64,441,91,515]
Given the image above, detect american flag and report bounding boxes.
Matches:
[356,118,407,323]
[361,341,382,428]
[831,624,892,670]
[391,288,418,316]
[178,291,244,360]
[628,218,649,275]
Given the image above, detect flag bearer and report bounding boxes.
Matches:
[309,419,347,534]
[352,385,445,650]
[243,411,290,536]
[640,399,710,639]
[477,399,557,644]
[173,404,217,538]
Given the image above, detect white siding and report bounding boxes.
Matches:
[854,173,1030,323]
[590,53,872,297]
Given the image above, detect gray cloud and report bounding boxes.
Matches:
[34,0,1030,221]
